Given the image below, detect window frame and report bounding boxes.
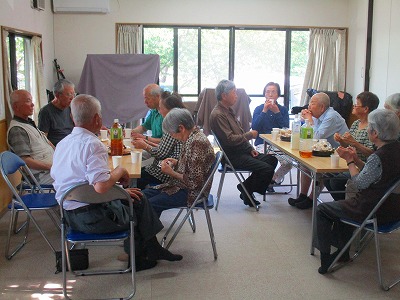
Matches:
[142,24,310,108]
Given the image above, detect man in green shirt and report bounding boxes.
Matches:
[132,84,163,145]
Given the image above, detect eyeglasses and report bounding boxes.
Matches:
[61,92,77,98]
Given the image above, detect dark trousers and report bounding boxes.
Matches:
[324,172,351,201]
[65,194,163,255]
[136,168,163,190]
[316,201,354,254]
[228,152,278,195]
[142,188,188,217]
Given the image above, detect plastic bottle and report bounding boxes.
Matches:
[110,119,123,156]
[299,119,314,158]
[290,114,301,150]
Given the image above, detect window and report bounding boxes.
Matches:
[6,33,32,91]
[143,26,309,109]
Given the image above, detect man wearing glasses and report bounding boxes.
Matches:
[38,79,75,146]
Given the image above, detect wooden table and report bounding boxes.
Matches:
[107,150,142,179]
[260,134,348,254]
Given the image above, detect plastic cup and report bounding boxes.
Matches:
[124,128,132,139]
[112,156,122,168]
[330,154,339,168]
[131,150,141,163]
[271,131,279,141]
[100,129,108,140]
[272,128,279,132]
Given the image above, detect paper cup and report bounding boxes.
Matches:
[330,154,339,168]
[100,129,108,140]
[131,150,141,163]
[272,128,280,132]
[271,131,279,141]
[112,156,122,168]
[124,128,132,138]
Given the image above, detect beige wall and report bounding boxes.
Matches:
[53,0,353,87]
[0,0,55,211]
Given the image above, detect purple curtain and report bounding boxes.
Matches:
[77,54,160,127]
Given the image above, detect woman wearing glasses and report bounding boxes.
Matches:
[325,91,379,201]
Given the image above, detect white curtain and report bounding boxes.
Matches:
[2,29,13,119]
[300,28,347,105]
[116,24,143,54]
[30,36,46,113]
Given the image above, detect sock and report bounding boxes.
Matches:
[145,236,183,262]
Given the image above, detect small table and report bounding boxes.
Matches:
[107,151,142,179]
[260,134,348,254]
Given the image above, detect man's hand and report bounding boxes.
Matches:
[115,167,130,186]
[126,188,142,202]
[249,130,258,139]
[250,149,259,157]
[301,109,313,122]
[131,138,148,149]
[131,132,145,140]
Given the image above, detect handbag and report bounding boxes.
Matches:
[55,248,89,274]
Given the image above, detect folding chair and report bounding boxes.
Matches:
[160,151,223,260]
[212,132,259,211]
[327,177,400,291]
[60,182,136,300]
[0,151,58,260]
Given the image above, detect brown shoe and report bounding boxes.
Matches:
[117,253,129,262]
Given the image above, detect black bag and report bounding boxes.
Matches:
[55,249,89,274]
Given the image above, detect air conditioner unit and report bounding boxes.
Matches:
[31,0,45,11]
[52,0,110,14]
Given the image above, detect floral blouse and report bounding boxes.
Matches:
[154,127,215,206]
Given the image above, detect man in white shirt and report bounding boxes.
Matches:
[51,94,182,270]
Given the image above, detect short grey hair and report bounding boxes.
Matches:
[385,93,400,113]
[162,108,194,134]
[9,89,29,108]
[144,84,162,96]
[71,94,101,126]
[313,92,330,109]
[368,109,400,142]
[53,79,75,95]
[215,80,236,101]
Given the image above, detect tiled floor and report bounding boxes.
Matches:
[1,170,400,299]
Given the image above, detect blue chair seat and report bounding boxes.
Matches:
[342,218,400,234]
[8,193,58,210]
[67,229,130,241]
[218,163,249,173]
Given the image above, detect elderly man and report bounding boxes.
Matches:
[7,90,54,185]
[132,83,163,145]
[288,92,348,209]
[38,79,75,146]
[51,94,182,271]
[210,80,278,207]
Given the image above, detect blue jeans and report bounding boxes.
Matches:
[142,188,188,217]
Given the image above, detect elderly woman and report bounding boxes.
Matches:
[133,92,185,189]
[252,82,290,191]
[143,108,215,217]
[384,93,400,141]
[325,91,379,200]
[317,109,400,274]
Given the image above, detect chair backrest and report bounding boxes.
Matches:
[0,151,46,195]
[59,182,133,217]
[191,151,223,207]
[362,176,400,225]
